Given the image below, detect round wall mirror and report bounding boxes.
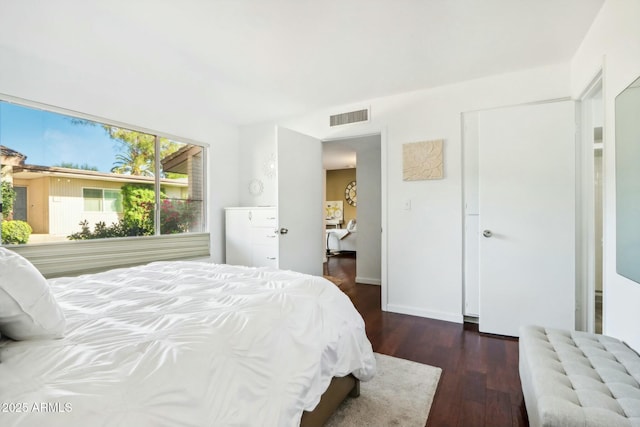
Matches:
[345,180,357,206]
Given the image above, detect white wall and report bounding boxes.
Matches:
[0,45,240,264]
[237,124,277,207]
[207,126,241,264]
[353,135,382,285]
[329,135,383,285]
[279,63,571,322]
[571,0,640,350]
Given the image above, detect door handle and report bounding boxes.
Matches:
[483,230,492,238]
[279,228,289,235]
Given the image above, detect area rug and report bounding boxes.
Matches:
[325,353,442,427]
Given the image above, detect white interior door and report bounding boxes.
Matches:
[276,126,324,276]
[478,101,576,337]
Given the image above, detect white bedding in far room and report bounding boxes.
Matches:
[326,229,357,253]
[0,261,375,427]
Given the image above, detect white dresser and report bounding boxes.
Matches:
[225,207,278,268]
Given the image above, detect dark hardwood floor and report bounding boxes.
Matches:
[324,253,529,427]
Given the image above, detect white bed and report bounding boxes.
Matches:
[0,249,375,427]
[326,229,357,253]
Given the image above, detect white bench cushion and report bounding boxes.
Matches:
[520,325,640,427]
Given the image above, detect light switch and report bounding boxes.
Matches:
[404,199,411,210]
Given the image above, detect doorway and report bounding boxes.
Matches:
[578,75,604,334]
[463,100,577,337]
[13,186,27,221]
[322,134,382,287]
[594,146,603,333]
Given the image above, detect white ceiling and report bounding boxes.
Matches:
[0,0,603,126]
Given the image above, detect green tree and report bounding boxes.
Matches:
[107,127,158,176]
[1,181,16,220]
[121,183,158,233]
[69,118,183,177]
[108,128,184,178]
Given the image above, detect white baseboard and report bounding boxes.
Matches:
[356,276,381,285]
[386,304,463,324]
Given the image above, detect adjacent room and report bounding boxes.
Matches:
[323,135,382,288]
[1,1,639,426]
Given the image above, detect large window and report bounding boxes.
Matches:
[0,100,206,245]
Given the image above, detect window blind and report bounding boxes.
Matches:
[8,233,210,278]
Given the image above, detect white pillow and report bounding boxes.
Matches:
[0,247,66,340]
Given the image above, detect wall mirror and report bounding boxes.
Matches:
[616,75,640,283]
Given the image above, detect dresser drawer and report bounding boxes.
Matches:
[251,209,277,227]
[251,228,278,246]
[252,244,278,268]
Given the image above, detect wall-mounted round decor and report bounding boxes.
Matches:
[248,179,264,196]
[263,153,276,179]
[345,180,357,207]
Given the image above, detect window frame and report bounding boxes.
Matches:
[82,187,123,213]
[103,189,123,213]
[0,93,210,271]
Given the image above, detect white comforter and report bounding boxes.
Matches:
[0,261,375,427]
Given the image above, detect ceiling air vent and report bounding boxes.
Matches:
[329,108,369,127]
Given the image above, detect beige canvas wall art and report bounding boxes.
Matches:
[402,139,444,180]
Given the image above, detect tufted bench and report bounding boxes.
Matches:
[519,325,640,427]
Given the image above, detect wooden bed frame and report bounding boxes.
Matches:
[300,276,361,425]
[300,374,360,427]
